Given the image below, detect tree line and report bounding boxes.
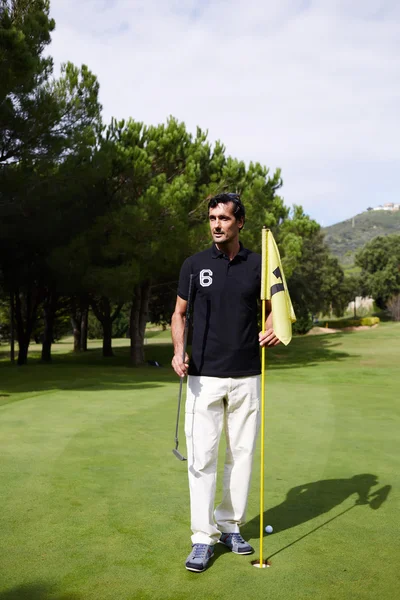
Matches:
[1,1,398,366]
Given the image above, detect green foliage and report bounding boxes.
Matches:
[237,164,288,253]
[112,307,130,337]
[87,308,129,339]
[1,1,101,164]
[0,0,102,363]
[320,317,380,328]
[87,312,103,339]
[355,234,400,308]
[323,210,400,268]
[0,297,10,340]
[148,280,177,328]
[360,317,380,326]
[0,0,54,98]
[32,310,72,342]
[0,1,353,362]
[279,205,320,277]
[292,310,314,335]
[287,228,352,324]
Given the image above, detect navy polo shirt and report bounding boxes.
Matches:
[177,243,261,377]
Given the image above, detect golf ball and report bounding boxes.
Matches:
[265,525,273,534]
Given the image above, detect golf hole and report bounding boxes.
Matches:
[251,559,271,568]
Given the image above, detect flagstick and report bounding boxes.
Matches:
[259,299,266,567]
[253,226,294,569]
[259,226,268,568]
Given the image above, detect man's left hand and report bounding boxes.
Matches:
[259,328,280,347]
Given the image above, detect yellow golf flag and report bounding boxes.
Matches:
[261,228,296,345]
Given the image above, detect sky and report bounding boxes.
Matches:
[48,0,400,227]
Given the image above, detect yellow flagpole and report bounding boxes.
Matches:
[259,302,266,566]
[254,226,295,570]
[259,226,268,568]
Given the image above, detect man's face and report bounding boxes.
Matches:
[209,202,243,246]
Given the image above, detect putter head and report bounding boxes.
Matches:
[172,448,187,461]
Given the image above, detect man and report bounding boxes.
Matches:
[171,193,280,573]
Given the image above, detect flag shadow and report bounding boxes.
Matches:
[242,475,391,554]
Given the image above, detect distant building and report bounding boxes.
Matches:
[372,203,400,212]
[346,296,375,319]
[348,297,374,313]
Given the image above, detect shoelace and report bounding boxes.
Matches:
[223,533,248,546]
[192,544,210,558]
[227,533,247,544]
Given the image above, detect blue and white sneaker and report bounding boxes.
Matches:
[220,533,254,554]
[185,543,214,572]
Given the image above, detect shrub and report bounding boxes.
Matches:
[360,317,380,326]
[317,317,380,329]
[292,311,314,335]
[87,310,129,339]
[87,313,103,339]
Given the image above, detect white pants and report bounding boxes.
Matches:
[185,375,261,545]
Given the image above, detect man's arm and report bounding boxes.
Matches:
[259,300,281,347]
[171,295,189,377]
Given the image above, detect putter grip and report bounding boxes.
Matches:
[182,274,194,361]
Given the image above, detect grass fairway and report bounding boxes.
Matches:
[0,324,399,600]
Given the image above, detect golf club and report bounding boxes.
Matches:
[173,273,194,461]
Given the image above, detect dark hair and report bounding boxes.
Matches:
[208,193,245,228]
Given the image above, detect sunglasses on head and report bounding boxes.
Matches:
[225,193,241,202]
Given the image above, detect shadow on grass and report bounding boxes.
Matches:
[1,333,355,372]
[0,380,164,408]
[0,344,175,398]
[266,333,356,370]
[243,475,391,558]
[0,335,357,397]
[0,584,80,600]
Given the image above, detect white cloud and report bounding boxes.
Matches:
[48,0,400,225]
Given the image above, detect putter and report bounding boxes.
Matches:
[173,273,194,461]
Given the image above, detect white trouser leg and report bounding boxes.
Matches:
[214,375,260,533]
[185,375,260,545]
[185,376,226,545]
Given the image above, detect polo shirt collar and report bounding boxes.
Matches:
[211,242,249,261]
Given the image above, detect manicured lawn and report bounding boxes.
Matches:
[0,324,399,600]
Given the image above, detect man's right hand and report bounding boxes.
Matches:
[171,352,189,378]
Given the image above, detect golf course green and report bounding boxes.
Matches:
[0,324,398,600]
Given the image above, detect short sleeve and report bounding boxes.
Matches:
[177,257,192,300]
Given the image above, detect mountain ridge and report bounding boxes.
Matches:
[322,209,400,270]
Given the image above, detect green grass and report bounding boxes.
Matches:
[0,325,399,600]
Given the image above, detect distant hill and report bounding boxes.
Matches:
[323,210,400,271]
